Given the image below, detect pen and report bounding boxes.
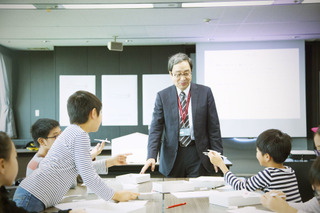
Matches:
[204,150,226,159]
[94,139,111,143]
[166,202,186,209]
[269,193,286,198]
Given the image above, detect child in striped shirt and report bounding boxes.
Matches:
[208,129,302,203]
[13,91,139,212]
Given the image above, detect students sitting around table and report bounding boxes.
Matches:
[208,129,301,202]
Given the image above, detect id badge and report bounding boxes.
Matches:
[180,128,191,136]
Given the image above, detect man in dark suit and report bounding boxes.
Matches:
[140,53,223,177]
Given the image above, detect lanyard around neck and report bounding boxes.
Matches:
[177,90,191,124]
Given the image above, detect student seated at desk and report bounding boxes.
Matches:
[26,118,104,177]
[13,91,139,212]
[208,129,302,203]
[0,131,86,213]
[261,156,320,213]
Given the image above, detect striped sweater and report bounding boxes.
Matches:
[225,166,301,203]
[19,124,115,208]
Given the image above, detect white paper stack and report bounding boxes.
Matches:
[209,190,262,207]
[116,173,150,184]
[189,176,225,188]
[55,199,147,213]
[152,181,194,193]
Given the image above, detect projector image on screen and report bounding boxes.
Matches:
[108,41,123,51]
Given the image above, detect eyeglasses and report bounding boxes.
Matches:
[172,72,191,78]
[45,135,59,139]
[45,131,61,140]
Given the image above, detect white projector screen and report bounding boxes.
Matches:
[196,41,306,137]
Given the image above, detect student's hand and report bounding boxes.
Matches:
[112,191,140,202]
[70,209,87,213]
[140,158,155,174]
[261,192,297,213]
[208,151,224,167]
[90,141,105,160]
[106,153,132,168]
[267,190,286,200]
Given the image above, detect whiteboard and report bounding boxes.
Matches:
[142,74,172,126]
[101,75,137,126]
[59,75,96,126]
[197,41,306,137]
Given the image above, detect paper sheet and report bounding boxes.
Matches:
[101,75,137,126]
[59,75,96,126]
[142,74,172,126]
[227,206,274,213]
[171,191,211,198]
[55,199,147,213]
[112,132,148,163]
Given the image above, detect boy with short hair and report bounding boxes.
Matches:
[208,129,302,203]
[14,91,139,212]
[26,118,61,176]
[26,118,104,177]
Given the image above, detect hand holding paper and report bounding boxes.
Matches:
[207,151,229,174]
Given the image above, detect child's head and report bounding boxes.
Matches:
[0,131,18,186]
[256,129,291,165]
[67,90,102,127]
[312,126,320,154]
[31,118,61,149]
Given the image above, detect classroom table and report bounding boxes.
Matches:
[44,178,271,213]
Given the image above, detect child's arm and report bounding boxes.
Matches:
[261,192,298,213]
[207,151,229,174]
[225,169,270,191]
[106,153,132,168]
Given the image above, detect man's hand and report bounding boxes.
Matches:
[90,141,105,160]
[112,191,140,202]
[140,158,155,174]
[106,153,132,168]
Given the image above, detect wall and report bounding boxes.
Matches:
[12,45,194,143]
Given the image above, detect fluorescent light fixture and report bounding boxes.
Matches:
[60,4,153,9]
[0,4,36,9]
[182,1,274,7]
[302,0,320,3]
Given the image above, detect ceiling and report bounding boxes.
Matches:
[0,0,320,51]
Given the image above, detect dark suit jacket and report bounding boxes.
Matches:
[147,83,223,176]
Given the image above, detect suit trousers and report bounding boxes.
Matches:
[168,142,202,177]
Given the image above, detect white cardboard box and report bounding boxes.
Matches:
[209,190,262,207]
[189,176,225,188]
[116,173,150,184]
[152,181,194,193]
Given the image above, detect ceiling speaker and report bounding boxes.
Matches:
[107,41,123,51]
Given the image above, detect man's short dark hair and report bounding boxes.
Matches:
[31,118,60,147]
[67,90,102,124]
[168,53,193,72]
[256,129,291,164]
[309,156,320,187]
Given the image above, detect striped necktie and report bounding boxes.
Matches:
[179,91,191,147]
